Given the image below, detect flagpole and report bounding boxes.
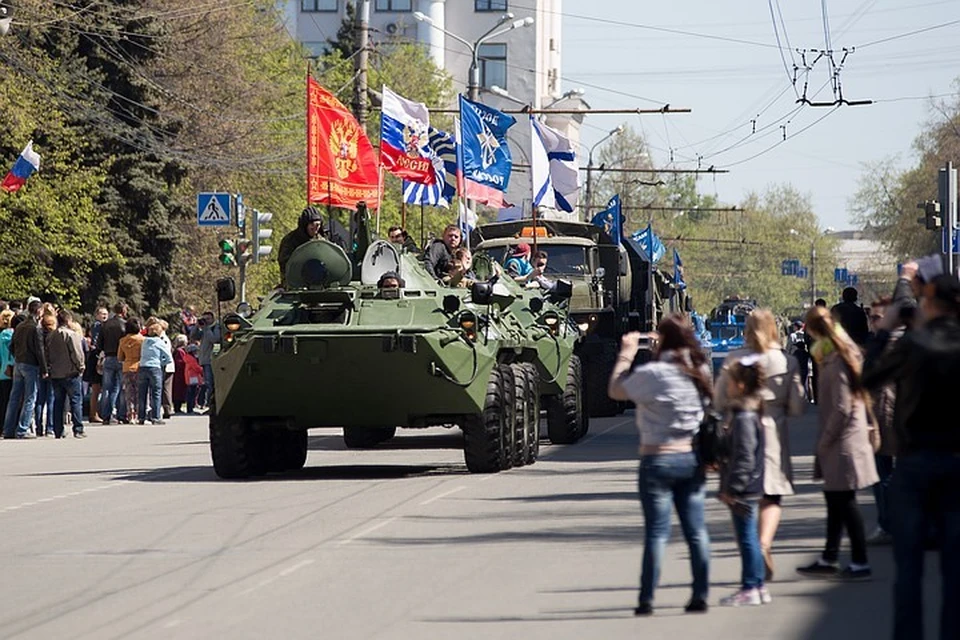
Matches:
[401,199,406,230]
[647,220,655,332]
[531,201,539,259]
[375,164,384,235]
[420,202,425,250]
[327,179,333,229]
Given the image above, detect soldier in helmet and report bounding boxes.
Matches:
[278,207,326,287]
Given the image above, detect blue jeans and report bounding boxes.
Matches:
[3,363,40,438]
[137,366,163,422]
[638,452,710,604]
[202,363,214,404]
[100,356,126,421]
[892,452,960,640]
[730,500,764,590]
[874,454,895,533]
[52,376,83,437]
[35,377,55,435]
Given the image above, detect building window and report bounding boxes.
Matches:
[478,43,507,90]
[302,0,337,12]
[475,0,508,11]
[376,0,412,10]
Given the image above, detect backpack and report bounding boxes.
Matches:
[693,395,726,467]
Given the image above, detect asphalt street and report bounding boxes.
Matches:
[0,407,941,639]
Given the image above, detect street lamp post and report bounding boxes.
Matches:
[585,125,624,217]
[413,12,534,103]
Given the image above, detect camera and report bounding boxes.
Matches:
[197,318,207,327]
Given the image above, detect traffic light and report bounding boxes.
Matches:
[918,200,942,230]
[218,238,237,266]
[236,239,253,265]
[235,193,246,235]
[252,210,274,264]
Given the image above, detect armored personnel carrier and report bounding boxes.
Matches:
[208,210,585,479]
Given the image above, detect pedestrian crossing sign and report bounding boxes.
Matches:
[197,192,231,227]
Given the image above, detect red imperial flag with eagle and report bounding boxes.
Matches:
[307,76,381,209]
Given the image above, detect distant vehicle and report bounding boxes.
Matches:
[708,297,757,375]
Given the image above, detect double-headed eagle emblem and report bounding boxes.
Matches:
[329,120,360,178]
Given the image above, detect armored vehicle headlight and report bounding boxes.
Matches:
[459,311,478,341]
[223,313,247,333]
[543,313,560,335]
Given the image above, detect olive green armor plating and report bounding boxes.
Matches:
[208,208,587,479]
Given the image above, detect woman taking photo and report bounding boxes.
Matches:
[797,306,879,581]
[608,314,713,615]
[715,309,805,581]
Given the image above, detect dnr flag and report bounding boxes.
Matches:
[458,95,515,194]
[380,85,434,184]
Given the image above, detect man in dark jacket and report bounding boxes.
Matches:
[831,287,869,345]
[2,300,48,438]
[862,272,960,640]
[423,224,461,281]
[96,302,128,424]
[278,207,325,286]
[47,309,86,438]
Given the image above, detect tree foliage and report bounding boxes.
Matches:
[851,80,960,262]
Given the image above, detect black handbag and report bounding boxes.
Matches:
[693,395,725,467]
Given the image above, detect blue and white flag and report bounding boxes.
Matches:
[632,223,666,262]
[530,116,555,209]
[590,194,623,243]
[402,126,457,207]
[674,248,686,290]
[458,95,515,194]
[532,118,578,212]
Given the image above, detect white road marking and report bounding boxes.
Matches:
[239,559,317,596]
[337,517,398,545]
[419,486,465,505]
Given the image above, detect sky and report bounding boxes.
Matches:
[559,0,960,231]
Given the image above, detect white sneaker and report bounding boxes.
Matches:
[759,586,772,604]
[719,588,762,607]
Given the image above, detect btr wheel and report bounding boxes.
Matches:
[210,414,259,479]
[521,363,541,465]
[509,363,529,468]
[545,355,585,444]
[462,364,508,473]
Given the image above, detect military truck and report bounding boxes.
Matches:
[207,210,585,479]
[472,219,686,417]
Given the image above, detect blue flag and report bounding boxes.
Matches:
[632,224,666,263]
[674,248,686,290]
[590,194,623,243]
[458,95,516,193]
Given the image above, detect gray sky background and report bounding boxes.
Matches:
[558,0,960,230]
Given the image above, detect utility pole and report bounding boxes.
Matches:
[940,161,957,276]
[353,0,370,128]
[810,242,817,307]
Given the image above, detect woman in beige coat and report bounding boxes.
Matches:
[796,306,879,581]
[715,309,805,581]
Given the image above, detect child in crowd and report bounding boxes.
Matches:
[718,354,769,607]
